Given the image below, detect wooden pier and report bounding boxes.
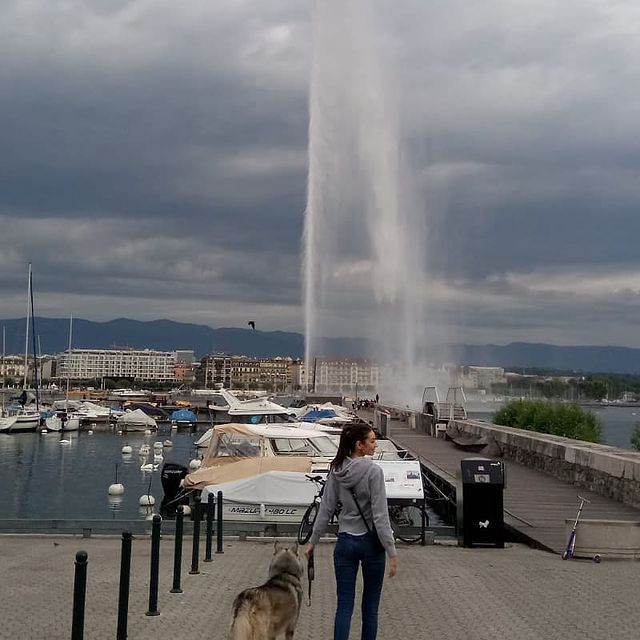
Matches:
[382,416,640,553]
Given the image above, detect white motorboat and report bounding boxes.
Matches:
[207,388,294,425]
[187,423,424,525]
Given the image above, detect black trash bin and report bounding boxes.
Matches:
[457,457,505,548]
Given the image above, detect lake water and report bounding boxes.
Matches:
[0,427,198,520]
[467,404,639,449]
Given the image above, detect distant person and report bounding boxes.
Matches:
[375,393,379,404]
[306,423,397,640]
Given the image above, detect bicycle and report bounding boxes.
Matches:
[298,473,428,545]
[388,501,428,544]
[298,474,327,544]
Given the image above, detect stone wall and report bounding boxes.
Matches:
[448,419,640,510]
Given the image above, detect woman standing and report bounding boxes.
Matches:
[306,423,397,640]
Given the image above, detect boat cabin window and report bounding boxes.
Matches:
[215,433,261,457]
[236,414,291,424]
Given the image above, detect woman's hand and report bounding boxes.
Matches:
[388,556,398,577]
[305,544,315,559]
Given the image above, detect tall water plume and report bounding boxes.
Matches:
[304,0,433,405]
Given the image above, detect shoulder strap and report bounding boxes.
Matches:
[350,489,373,535]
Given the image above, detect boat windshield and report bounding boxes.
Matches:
[268,435,338,457]
[308,436,339,456]
[270,438,315,455]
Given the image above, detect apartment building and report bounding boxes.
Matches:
[302,357,381,394]
[58,348,194,382]
[0,355,27,383]
[198,354,297,389]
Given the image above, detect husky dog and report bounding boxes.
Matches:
[228,541,304,640]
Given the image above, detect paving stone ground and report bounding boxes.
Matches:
[0,535,638,640]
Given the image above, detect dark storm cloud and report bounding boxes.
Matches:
[1,0,640,346]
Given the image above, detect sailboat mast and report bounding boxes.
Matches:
[1,325,4,411]
[23,263,31,390]
[65,315,73,411]
[30,268,39,411]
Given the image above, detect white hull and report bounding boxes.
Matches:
[172,420,197,428]
[220,502,308,523]
[45,415,81,432]
[3,410,40,432]
[0,416,18,433]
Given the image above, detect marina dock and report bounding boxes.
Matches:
[381,414,640,553]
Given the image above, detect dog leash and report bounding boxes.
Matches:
[307,552,315,606]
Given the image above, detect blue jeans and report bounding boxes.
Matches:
[333,532,386,640]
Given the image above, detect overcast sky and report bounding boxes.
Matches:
[2,0,640,348]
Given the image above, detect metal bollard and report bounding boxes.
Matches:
[216,490,224,554]
[116,532,133,640]
[71,550,88,640]
[146,515,162,616]
[190,495,201,574]
[204,493,214,562]
[171,506,184,593]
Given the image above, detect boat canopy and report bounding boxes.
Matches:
[116,409,157,427]
[301,409,338,422]
[170,408,197,422]
[201,470,318,505]
[184,456,313,489]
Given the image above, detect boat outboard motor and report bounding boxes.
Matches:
[160,462,188,501]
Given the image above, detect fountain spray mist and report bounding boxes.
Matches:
[304,0,433,405]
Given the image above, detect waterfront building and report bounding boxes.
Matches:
[460,366,506,390]
[312,357,381,395]
[58,348,194,382]
[0,354,27,385]
[197,354,297,390]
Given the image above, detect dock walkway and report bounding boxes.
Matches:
[382,417,640,553]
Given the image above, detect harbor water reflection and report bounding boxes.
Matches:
[0,428,196,520]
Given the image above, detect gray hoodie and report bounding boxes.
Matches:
[308,456,397,558]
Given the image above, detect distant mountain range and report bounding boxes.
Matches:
[2,317,640,374]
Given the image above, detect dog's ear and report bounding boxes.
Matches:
[292,542,299,555]
[273,540,281,553]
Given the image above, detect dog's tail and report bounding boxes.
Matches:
[228,603,262,640]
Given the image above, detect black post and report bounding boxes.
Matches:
[71,550,88,640]
[146,515,161,616]
[204,493,214,562]
[216,490,224,554]
[171,506,184,593]
[190,495,201,574]
[116,532,133,639]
